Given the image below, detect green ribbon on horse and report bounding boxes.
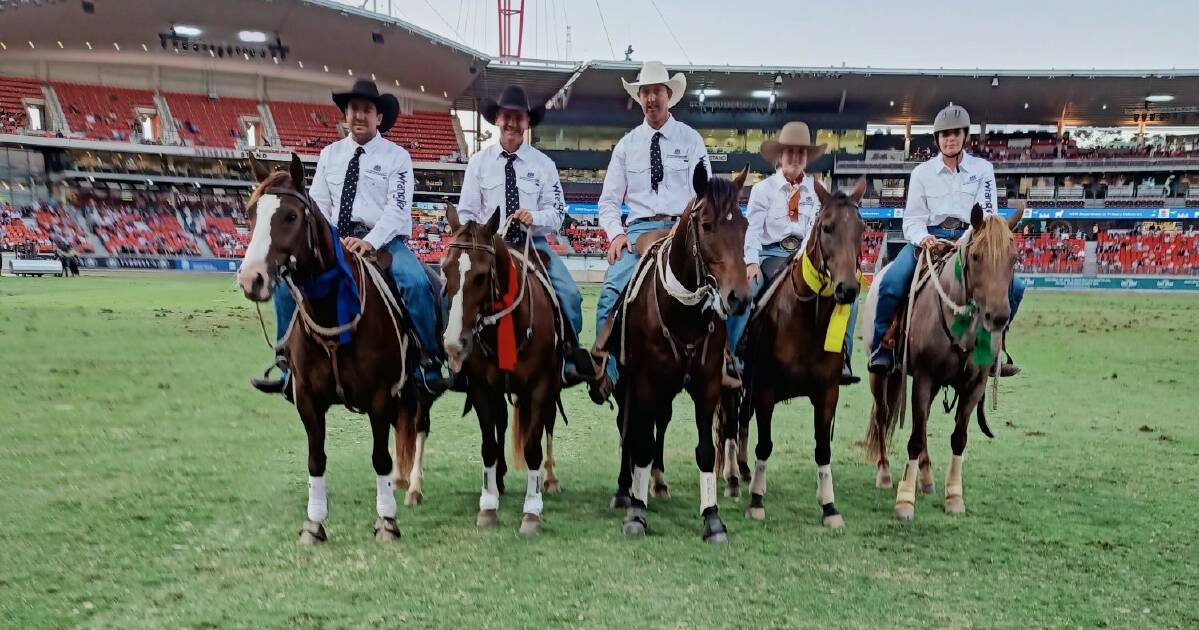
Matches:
[950,254,996,367]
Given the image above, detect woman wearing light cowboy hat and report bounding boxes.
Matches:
[454,84,596,385]
[592,60,711,388]
[725,121,860,386]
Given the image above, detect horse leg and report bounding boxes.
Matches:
[495,399,509,495]
[918,445,935,495]
[896,374,934,521]
[737,404,752,484]
[813,385,843,529]
[622,385,657,537]
[392,393,427,506]
[518,386,554,536]
[543,431,561,493]
[946,383,985,515]
[369,405,401,542]
[693,383,728,544]
[611,397,633,509]
[746,389,774,521]
[473,390,504,528]
[297,395,330,544]
[651,407,672,500]
[715,390,740,497]
[403,394,429,506]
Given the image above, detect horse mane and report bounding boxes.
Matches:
[248,171,293,206]
[701,173,743,213]
[967,214,1015,268]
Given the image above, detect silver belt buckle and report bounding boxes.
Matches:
[780,236,801,252]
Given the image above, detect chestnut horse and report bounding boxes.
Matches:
[236,155,433,544]
[441,206,565,536]
[862,204,1024,521]
[720,180,866,528]
[594,164,751,543]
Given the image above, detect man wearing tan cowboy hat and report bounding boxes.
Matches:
[593,60,711,387]
[725,121,860,385]
[454,84,596,386]
[251,78,448,398]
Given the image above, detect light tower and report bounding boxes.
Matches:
[497,0,525,61]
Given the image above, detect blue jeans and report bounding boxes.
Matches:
[870,227,1025,355]
[725,245,859,362]
[534,237,583,338]
[595,218,678,383]
[273,238,443,367]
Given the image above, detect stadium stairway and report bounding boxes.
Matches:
[1083,241,1098,276]
[63,206,110,255]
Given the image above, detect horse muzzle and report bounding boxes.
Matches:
[833,281,860,305]
[444,335,472,373]
[237,261,275,302]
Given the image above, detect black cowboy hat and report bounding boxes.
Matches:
[480,85,545,127]
[332,79,399,133]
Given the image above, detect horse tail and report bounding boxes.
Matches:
[864,372,903,463]
[393,403,417,484]
[509,395,531,470]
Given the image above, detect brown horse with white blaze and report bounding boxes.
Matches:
[441,205,564,536]
[596,164,751,543]
[862,204,1024,521]
[236,154,433,544]
[721,179,866,528]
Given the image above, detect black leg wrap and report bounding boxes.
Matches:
[821,502,839,517]
[701,506,728,544]
[610,487,632,509]
[749,493,765,509]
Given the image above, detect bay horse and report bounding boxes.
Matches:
[595,164,751,543]
[441,205,564,536]
[720,179,866,528]
[236,154,434,544]
[862,203,1024,521]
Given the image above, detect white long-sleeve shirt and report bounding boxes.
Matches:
[455,141,565,235]
[597,115,711,240]
[902,152,997,245]
[308,132,414,250]
[743,170,819,264]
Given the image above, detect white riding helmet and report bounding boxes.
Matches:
[933,104,971,134]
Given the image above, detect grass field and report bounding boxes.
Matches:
[1,273,1197,629]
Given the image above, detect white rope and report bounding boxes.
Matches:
[479,216,533,327]
[656,239,715,308]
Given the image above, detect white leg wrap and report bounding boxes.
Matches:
[699,472,718,514]
[945,454,965,499]
[523,470,543,515]
[896,459,919,505]
[307,476,328,523]
[750,459,768,495]
[376,474,397,518]
[631,466,652,504]
[816,465,835,506]
[722,440,737,480]
[479,465,500,511]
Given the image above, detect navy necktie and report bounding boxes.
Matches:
[337,146,365,234]
[650,131,664,193]
[501,151,523,242]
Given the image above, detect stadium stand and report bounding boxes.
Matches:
[83,202,200,256]
[54,83,157,142]
[1095,230,1199,275]
[164,93,262,148]
[0,76,43,134]
[268,100,343,154]
[564,224,608,255]
[1015,233,1086,274]
[861,230,884,270]
[1,203,94,253]
[386,110,462,162]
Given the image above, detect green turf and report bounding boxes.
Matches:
[1,273,1196,629]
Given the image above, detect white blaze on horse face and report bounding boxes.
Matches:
[237,194,281,297]
[443,251,471,358]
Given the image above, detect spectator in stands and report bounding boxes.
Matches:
[868,104,1024,376]
[249,79,447,397]
[455,84,595,386]
[594,61,710,389]
[724,120,858,385]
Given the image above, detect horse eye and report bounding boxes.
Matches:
[701,222,714,233]
[284,212,298,223]
[971,252,980,262]
[822,224,834,234]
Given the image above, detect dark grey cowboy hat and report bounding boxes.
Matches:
[480,85,545,127]
[332,79,399,133]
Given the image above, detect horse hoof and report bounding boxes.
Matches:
[476,509,498,529]
[745,506,766,521]
[623,506,647,537]
[519,513,543,536]
[944,496,966,515]
[623,520,645,537]
[543,479,562,494]
[610,493,632,509]
[822,513,845,529]
[297,520,327,545]
[373,517,401,542]
[895,503,915,522]
[876,470,893,489]
[919,483,936,495]
[652,484,671,500]
[404,491,423,506]
[704,531,729,544]
[702,511,728,544]
[724,478,741,498]
[738,463,752,484]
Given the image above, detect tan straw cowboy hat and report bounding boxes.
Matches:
[760,121,827,163]
[621,61,687,108]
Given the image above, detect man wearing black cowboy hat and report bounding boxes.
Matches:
[453,85,595,385]
[253,79,448,396]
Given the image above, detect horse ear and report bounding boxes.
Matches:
[1008,199,1026,231]
[814,178,831,207]
[692,161,709,199]
[970,203,984,230]
[247,154,271,182]
[485,207,501,236]
[289,153,306,193]
[445,201,461,232]
[850,177,867,204]
[732,165,749,189]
